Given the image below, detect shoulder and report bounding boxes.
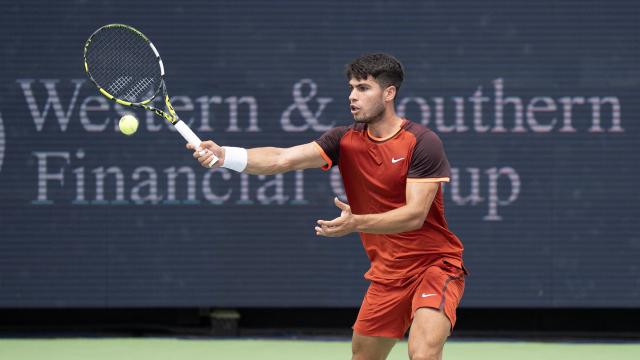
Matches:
[405,120,451,179]
[315,123,359,153]
[317,124,363,143]
[403,121,443,146]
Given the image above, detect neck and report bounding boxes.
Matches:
[367,108,403,139]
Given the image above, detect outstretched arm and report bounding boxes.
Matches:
[187,141,327,175]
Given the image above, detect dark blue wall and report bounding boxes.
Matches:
[0,0,638,307]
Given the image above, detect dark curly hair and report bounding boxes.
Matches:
[346,53,404,98]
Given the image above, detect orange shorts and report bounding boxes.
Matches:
[353,258,467,339]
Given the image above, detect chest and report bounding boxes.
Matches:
[338,134,414,195]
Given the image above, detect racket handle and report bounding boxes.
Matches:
[174,120,219,164]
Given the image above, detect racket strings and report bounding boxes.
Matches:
[108,76,132,95]
[123,76,155,102]
[85,26,161,103]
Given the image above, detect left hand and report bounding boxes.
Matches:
[315,197,357,237]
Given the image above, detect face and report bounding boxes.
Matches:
[348,76,387,124]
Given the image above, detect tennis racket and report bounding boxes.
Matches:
[83,23,218,164]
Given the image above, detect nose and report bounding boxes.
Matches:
[349,88,357,103]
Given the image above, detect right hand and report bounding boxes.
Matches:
[186,140,225,169]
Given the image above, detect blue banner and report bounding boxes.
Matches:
[0,0,638,307]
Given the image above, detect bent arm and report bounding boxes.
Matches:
[354,181,439,234]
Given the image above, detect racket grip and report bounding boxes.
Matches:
[174,120,219,163]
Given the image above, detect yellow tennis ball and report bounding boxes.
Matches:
[119,114,139,136]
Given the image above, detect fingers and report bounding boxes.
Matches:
[187,143,205,160]
[334,197,350,211]
[316,197,354,237]
[193,150,204,159]
[317,217,344,228]
[193,149,205,158]
[188,139,223,168]
[316,216,346,237]
[187,144,206,159]
[315,225,337,237]
[315,224,346,237]
[201,153,217,168]
[207,156,218,168]
[187,140,219,151]
[201,140,219,150]
[191,148,218,168]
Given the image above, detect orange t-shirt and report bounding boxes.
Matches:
[315,119,464,286]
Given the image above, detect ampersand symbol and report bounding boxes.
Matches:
[281,79,334,132]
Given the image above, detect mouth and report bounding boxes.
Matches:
[350,105,360,114]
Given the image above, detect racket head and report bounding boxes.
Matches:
[83,24,164,106]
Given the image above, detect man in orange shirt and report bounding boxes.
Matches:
[189,53,467,360]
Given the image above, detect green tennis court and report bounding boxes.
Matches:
[1,338,639,360]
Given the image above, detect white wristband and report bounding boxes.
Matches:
[222,146,248,172]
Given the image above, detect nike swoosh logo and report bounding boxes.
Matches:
[391,157,405,164]
[421,293,437,298]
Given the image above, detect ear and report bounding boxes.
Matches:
[383,86,397,102]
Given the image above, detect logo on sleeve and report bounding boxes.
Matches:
[391,157,405,164]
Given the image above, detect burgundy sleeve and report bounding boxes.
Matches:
[314,126,349,170]
[407,130,451,181]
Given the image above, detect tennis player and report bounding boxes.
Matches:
[189,53,467,360]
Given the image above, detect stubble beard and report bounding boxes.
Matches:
[353,102,386,124]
